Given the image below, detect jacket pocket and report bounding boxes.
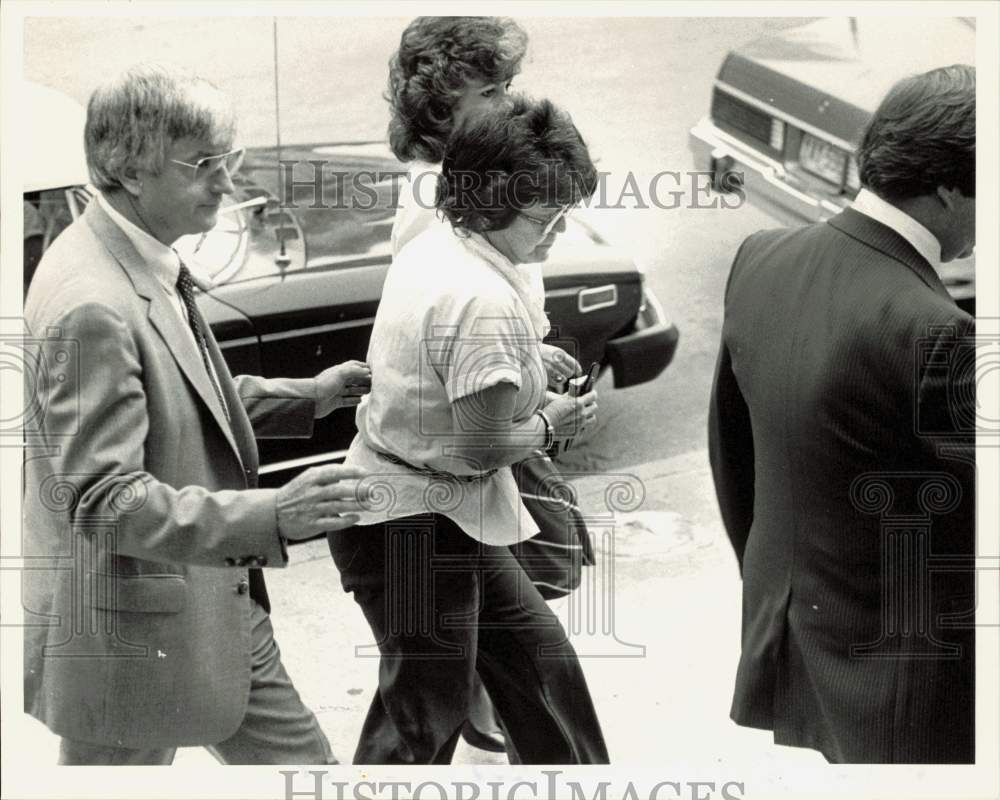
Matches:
[84,573,187,614]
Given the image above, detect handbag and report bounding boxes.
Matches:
[509,450,595,600]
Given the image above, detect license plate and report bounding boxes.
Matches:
[799,134,847,185]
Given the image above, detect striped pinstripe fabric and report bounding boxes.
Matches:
[709,208,976,763]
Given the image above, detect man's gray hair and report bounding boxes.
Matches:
[84,62,236,192]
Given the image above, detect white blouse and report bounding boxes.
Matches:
[347,223,547,545]
[390,159,442,258]
[391,159,549,333]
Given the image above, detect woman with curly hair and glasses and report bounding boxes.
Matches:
[381,16,597,757]
[328,96,609,765]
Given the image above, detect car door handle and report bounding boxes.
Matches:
[578,284,618,314]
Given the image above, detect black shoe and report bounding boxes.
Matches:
[460,720,506,753]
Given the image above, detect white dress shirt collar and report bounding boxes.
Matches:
[97,192,230,420]
[97,192,182,296]
[851,187,942,267]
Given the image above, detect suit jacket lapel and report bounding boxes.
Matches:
[83,201,245,466]
[827,208,954,304]
[204,330,258,476]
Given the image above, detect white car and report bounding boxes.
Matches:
[689,17,976,314]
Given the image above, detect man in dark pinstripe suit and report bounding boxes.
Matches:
[709,65,977,763]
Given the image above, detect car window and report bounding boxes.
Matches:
[24,187,90,291]
[35,189,77,246]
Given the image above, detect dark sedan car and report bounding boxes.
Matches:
[24,84,679,487]
[689,16,976,314]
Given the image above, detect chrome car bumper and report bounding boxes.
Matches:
[688,117,849,226]
[606,286,679,388]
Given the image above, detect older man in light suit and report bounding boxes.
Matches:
[23,63,371,765]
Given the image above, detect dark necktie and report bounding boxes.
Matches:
[176,263,230,421]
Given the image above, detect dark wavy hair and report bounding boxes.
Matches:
[386,16,528,163]
[858,64,975,201]
[437,95,598,235]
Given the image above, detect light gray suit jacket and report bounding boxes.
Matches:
[23,199,318,748]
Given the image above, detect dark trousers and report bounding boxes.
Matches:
[328,514,609,765]
[57,601,335,765]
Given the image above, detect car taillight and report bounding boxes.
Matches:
[711,90,773,150]
[845,156,861,193]
[769,119,785,152]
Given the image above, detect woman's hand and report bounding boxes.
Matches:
[540,343,582,389]
[542,389,598,443]
[314,360,372,418]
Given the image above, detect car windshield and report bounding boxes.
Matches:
[24,187,91,292]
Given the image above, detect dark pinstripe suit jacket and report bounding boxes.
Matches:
[709,208,976,763]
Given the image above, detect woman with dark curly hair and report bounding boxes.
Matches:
[328,96,609,765]
[387,16,580,389]
[387,16,528,255]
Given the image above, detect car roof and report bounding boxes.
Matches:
[25,81,89,193]
[731,17,974,115]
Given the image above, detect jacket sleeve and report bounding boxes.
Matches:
[914,315,977,450]
[708,337,755,573]
[708,240,755,573]
[913,314,977,507]
[234,374,317,439]
[40,302,288,568]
